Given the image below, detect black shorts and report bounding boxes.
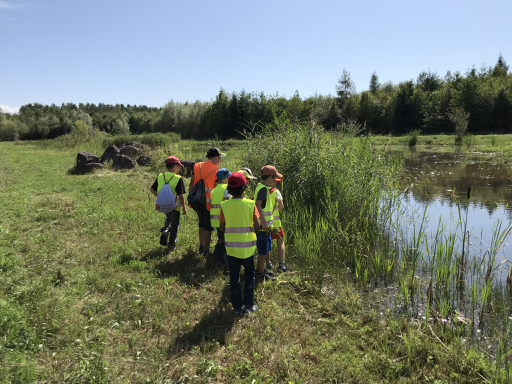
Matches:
[196,209,213,231]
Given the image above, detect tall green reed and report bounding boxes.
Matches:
[244,118,402,285]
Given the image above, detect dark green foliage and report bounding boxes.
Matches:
[3,54,512,142]
[369,72,381,94]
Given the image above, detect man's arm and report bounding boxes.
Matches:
[150,188,158,197]
[278,200,284,212]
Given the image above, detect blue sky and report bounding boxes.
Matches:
[1,0,511,113]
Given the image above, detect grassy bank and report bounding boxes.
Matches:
[0,138,499,383]
[372,133,512,161]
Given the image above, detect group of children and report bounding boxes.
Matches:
[150,152,287,315]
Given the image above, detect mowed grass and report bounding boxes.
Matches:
[0,140,495,383]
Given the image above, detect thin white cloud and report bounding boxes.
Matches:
[0,1,25,10]
[0,105,20,114]
[0,1,14,8]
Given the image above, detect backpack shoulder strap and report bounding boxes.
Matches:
[269,188,277,194]
[162,172,168,184]
[204,168,217,179]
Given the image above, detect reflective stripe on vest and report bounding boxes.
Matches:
[270,189,281,228]
[254,183,273,226]
[221,198,257,259]
[225,227,255,234]
[210,184,228,228]
[225,240,257,248]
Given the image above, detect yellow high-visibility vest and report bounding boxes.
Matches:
[270,189,281,228]
[253,183,273,226]
[210,183,228,228]
[157,171,182,212]
[221,198,257,259]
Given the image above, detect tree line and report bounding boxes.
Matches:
[1,55,511,141]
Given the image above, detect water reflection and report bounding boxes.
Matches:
[401,151,512,282]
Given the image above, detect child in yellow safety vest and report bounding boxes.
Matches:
[269,179,288,273]
[150,156,187,250]
[210,168,232,244]
[254,165,283,281]
[219,172,260,315]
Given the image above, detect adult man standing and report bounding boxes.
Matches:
[189,147,226,256]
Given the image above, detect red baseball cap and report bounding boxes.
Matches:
[165,156,183,166]
[228,172,248,187]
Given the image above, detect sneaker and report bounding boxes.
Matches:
[159,232,168,246]
[243,305,258,314]
[266,262,273,270]
[203,250,211,257]
[278,265,288,273]
[256,271,275,281]
[233,309,242,316]
[199,244,205,254]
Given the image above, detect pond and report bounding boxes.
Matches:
[401,150,512,284]
[358,148,512,346]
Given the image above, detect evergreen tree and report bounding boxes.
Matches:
[369,72,380,94]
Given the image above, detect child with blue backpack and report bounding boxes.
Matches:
[150,156,187,250]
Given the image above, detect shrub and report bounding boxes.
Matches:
[449,108,470,144]
[0,120,29,141]
[101,132,180,149]
[406,129,421,147]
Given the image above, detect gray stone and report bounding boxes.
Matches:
[137,156,152,166]
[179,160,196,177]
[123,141,142,149]
[113,154,136,169]
[101,145,120,163]
[119,144,143,159]
[84,163,103,173]
[77,152,100,169]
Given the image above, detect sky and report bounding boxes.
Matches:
[1,0,512,114]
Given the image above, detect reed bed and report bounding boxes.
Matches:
[244,119,512,379]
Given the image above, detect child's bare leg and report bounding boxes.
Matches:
[278,238,285,262]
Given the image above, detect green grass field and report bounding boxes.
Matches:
[0,139,498,383]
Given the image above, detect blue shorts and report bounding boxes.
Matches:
[257,231,272,255]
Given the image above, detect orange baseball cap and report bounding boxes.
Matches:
[261,165,283,179]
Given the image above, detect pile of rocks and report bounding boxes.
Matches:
[75,141,152,173]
